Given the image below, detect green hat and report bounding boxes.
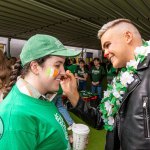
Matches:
[20,34,81,66]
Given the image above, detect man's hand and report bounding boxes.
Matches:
[92,81,96,86]
[60,70,79,107]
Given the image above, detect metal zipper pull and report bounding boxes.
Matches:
[143,97,150,138]
[143,98,148,108]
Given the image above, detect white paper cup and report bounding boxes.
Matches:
[72,124,90,150]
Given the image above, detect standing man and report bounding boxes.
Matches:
[64,18,150,150]
[90,57,105,101]
[67,58,77,74]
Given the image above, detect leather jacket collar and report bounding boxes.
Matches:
[137,53,150,71]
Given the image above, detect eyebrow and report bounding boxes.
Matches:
[55,61,64,64]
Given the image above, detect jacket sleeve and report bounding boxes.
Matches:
[72,98,103,129]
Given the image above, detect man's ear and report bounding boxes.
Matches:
[124,31,133,44]
[30,61,40,75]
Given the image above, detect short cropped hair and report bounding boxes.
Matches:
[79,59,85,64]
[97,18,132,39]
[93,57,100,62]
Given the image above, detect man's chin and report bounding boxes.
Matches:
[112,63,118,69]
[112,62,123,69]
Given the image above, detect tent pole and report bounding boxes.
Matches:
[7,38,11,58]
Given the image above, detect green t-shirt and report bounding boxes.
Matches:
[67,64,78,74]
[75,67,88,78]
[91,66,105,82]
[0,85,70,150]
[107,67,117,77]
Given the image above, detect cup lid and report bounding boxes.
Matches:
[72,124,90,134]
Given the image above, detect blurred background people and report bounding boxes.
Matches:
[67,58,77,75]
[106,61,117,84]
[0,50,12,102]
[90,58,105,101]
[75,59,88,91]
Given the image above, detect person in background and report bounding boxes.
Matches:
[0,50,12,102]
[75,59,88,91]
[0,34,81,150]
[106,61,117,84]
[64,58,71,68]
[90,57,105,101]
[88,60,94,70]
[53,85,75,131]
[67,58,77,74]
[8,57,17,69]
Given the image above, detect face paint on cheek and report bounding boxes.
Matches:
[46,67,59,78]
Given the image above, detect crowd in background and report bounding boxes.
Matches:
[65,57,117,103]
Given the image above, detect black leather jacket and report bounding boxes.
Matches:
[74,54,150,150]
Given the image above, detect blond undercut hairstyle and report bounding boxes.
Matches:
[98,18,134,39]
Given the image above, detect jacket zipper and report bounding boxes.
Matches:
[116,115,120,140]
[143,96,150,138]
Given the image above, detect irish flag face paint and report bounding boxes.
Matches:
[46,67,59,78]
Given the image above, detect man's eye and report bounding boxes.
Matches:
[106,43,110,48]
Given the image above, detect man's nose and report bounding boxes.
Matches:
[104,50,109,58]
